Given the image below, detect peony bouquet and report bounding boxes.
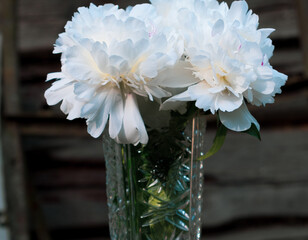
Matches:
[45,0,287,239]
[45,0,287,148]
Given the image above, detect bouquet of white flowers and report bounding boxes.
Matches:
[45,1,287,239]
[45,0,287,147]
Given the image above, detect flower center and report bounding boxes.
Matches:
[193,65,231,88]
[216,73,230,87]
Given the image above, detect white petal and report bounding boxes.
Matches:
[133,39,150,59]
[86,90,116,138]
[125,17,147,33]
[273,69,288,92]
[251,80,275,95]
[144,85,171,99]
[46,72,64,81]
[260,28,275,42]
[216,93,243,112]
[240,42,263,65]
[90,44,109,73]
[208,85,226,94]
[110,39,135,61]
[108,89,124,138]
[53,33,76,54]
[87,105,109,138]
[244,89,253,103]
[129,3,157,22]
[261,39,274,59]
[116,94,148,145]
[185,83,214,112]
[81,91,107,118]
[62,46,102,83]
[160,90,192,113]
[67,100,84,120]
[256,66,273,80]
[228,0,249,23]
[190,55,210,68]
[44,85,73,106]
[187,82,208,98]
[195,94,215,113]
[212,19,224,37]
[49,78,74,91]
[154,50,177,71]
[109,55,127,71]
[139,56,158,78]
[74,82,96,101]
[219,103,260,132]
[251,91,275,106]
[60,98,73,115]
[177,8,198,32]
[152,61,199,88]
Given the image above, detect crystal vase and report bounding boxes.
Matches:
[103,113,206,240]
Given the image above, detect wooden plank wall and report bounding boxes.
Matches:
[1,0,30,239]
[296,0,308,78]
[0,32,11,240]
[10,0,308,239]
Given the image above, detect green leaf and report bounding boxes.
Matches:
[244,123,261,141]
[198,121,227,160]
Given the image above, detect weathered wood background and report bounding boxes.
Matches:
[1,0,308,239]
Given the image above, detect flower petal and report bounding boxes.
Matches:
[152,61,199,88]
[116,94,148,145]
[74,82,96,101]
[219,103,260,132]
[215,93,243,112]
[212,19,224,37]
[46,72,64,81]
[251,80,275,95]
[144,85,171,100]
[160,90,192,114]
[44,84,73,106]
[67,100,84,120]
[86,89,117,138]
[228,0,249,23]
[62,46,102,83]
[108,89,124,139]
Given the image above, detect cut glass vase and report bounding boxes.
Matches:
[103,113,206,240]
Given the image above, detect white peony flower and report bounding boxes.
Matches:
[159,0,288,132]
[45,3,181,145]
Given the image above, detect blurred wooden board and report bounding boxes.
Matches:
[270,48,304,76]
[205,127,308,183]
[39,189,108,229]
[296,0,308,77]
[2,123,29,240]
[35,180,308,228]
[205,226,308,240]
[204,183,308,226]
[22,127,308,232]
[61,226,308,240]
[0,0,20,115]
[17,0,146,51]
[18,0,299,51]
[0,31,10,240]
[1,0,31,239]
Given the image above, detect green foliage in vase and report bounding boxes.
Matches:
[126,105,198,239]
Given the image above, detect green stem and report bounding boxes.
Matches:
[125,144,140,239]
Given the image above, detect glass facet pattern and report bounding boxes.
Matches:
[103,115,206,239]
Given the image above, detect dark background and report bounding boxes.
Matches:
[1,0,308,239]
